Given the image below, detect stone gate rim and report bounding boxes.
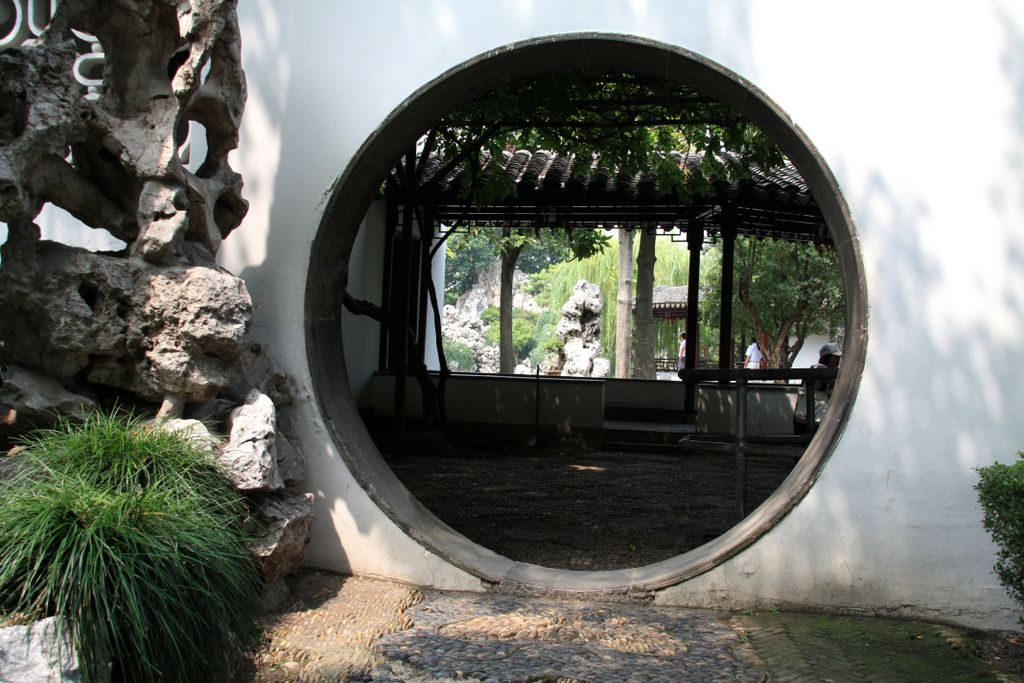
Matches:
[304,32,867,592]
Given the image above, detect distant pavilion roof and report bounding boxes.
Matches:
[632,285,696,320]
[416,149,829,245]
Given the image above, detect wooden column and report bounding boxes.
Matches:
[417,212,432,361]
[394,149,416,454]
[378,197,397,372]
[684,221,702,413]
[719,209,737,371]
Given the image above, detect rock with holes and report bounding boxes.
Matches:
[248,491,315,583]
[556,280,607,377]
[220,390,282,492]
[0,240,133,379]
[135,180,190,264]
[556,279,603,341]
[0,240,251,403]
[0,0,248,259]
[0,617,79,683]
[0,365,96,434]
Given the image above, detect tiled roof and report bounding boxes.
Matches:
[630,285,700,315]
[419,149,828,244]
[652,285,689,308]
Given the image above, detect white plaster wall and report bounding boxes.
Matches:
[220,1,1024,628]
[791,333,831,371]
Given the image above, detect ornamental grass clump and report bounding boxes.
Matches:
[0,411,260,682]
[976,453,1024,619]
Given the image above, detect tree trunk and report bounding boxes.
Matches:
[633,230,657,379]
[499,232,522,374]
[614,229,635,378]
[786,323,807,368]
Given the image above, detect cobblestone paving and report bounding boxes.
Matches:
[254,572,1018,683]
[368,592,763,682]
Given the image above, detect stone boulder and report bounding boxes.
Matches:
[562,338,599,376]
[159,417,220,453]
[476,345,500,374]
[556,280,607,377]
[248,491,315,583]
[0,617,79,683]
[0,240,251,403]
[220,390,283,492]
[0,365,96,434]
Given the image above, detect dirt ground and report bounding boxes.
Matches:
[387,439,797,570]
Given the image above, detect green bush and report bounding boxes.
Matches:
[0,412,260,682]
[483,309,539,361]
[481,305,500,328]
[976,454,1024,614]
[443,338,476,371]
[530,335,564,367]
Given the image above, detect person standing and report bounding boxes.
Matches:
[743,339,764,369]
[677,332,687,371]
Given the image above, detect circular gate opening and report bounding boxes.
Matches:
[307,34,866,591]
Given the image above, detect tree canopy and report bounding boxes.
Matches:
[700,238,844,368]
[389,69,785,208]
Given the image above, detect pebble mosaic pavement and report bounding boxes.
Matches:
[254,573,1017,683]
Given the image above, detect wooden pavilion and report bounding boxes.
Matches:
[379,148,831,411]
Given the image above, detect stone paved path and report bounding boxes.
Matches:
[369,593,760,682]
[253,572,1020,682]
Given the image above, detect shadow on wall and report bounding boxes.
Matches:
[770,13,1024,618]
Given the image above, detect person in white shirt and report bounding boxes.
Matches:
[743,340,764,369]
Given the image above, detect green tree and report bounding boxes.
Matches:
[530,236,690,375]
[443,231,495,304]
[701,238,843,368]
[449,226,609,372]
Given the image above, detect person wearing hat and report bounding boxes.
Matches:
[794,341,842,432]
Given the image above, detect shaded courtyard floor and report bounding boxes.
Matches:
[387,442,796,570]
[252,572,1024,682]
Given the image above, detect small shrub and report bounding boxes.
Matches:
[481,305,500,328]
[0,411,260,682]
[443,338,476,371]
[531,335,563,367]
[483,310,539,361]
[976,454,1024,613]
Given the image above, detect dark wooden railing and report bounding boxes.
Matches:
[676,367,839,519]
